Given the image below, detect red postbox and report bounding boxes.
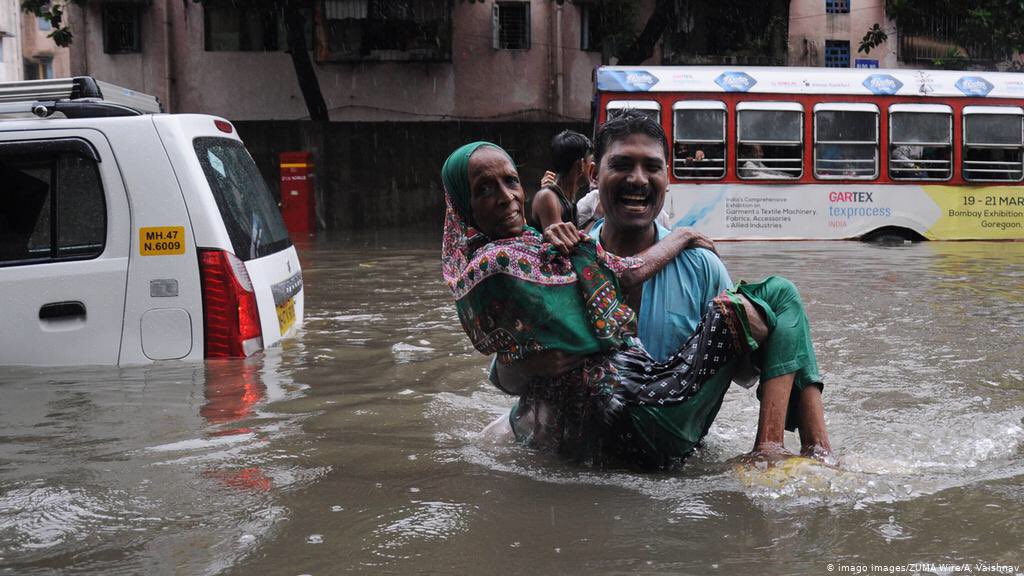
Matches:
[279,151,316,235]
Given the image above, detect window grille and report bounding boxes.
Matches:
[494,2,530,50]
[963,107,1024,182]
[825,0,850,14]
[204,5,281,51]
[888,105,953,181]
[824,40,850,67]
[737,103,803,180]
[814,104,879,179]
[103,5,141,54]
[320,0,451,61]
[673,101,726,180]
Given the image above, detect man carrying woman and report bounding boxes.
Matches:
[585,111,831,462]
[440,112,831,468]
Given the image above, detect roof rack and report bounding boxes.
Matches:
[0,77,163,119]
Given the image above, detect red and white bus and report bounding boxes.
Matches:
[595,66,1024,240]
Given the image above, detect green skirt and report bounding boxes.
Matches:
[511,275,823,468]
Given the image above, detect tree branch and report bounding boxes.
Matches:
[284,0,328,121]
[616,0,678,65]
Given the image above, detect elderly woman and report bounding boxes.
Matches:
[441,141,787,466]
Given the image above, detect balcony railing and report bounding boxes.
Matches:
[898,15,1010,65]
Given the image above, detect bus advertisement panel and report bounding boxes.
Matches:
[596,66,1024,240]
[663,183,1023,240]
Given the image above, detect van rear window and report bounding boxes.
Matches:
[193,137,291,261]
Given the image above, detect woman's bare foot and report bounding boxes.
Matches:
[740,441,797,466]
[800,443,834,461]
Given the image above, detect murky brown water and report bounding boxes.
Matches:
[2,233,1023,575]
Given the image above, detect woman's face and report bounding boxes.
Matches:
[468,147,525,239]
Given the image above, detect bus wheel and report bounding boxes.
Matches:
[860,226,925,244]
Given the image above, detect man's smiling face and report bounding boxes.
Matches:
[592,132,668,232]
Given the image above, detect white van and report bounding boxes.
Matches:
[0,77,304,365]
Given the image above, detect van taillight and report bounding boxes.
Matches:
[199,249,263,358]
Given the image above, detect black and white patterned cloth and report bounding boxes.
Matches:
[610,304,740,407]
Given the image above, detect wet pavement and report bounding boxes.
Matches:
[1,232,1023,575]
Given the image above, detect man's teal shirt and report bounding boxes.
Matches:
[590,221,732,362]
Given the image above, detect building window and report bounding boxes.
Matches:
[0,139,106,265]
[319,0,451,62]
[205,4,280,51]
[824,40,850,67]
[493,2,530,50]
[825,0,850,14]
[37,16,52,31]
[580,4,602,52]
[103,5,141,54]
[23,57,54,80]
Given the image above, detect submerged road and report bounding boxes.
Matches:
[1,232,1022,575]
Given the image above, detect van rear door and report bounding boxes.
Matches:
[191,136,304,351]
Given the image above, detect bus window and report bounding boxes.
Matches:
[813,103,879,179]
[672,101,726,179]
[888,104,953,181]
[606,100,661,124]
[736,102,803,179]
[962,106,1024,182]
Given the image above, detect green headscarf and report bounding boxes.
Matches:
[440,141,512,229]
[441,142,639,365]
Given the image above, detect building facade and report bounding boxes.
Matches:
[0,0,71,82]
[21,10,70,79]
[61,0,986,232]
[68,0,653,121]
[0,0,22,80]
[788,0,897,69]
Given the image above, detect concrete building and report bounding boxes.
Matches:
[788,0,897,68]
[21,10,70,79]
[0,0,71,82]
[67,0,653,122]
[0,0,22,80]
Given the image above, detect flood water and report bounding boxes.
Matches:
[1,233,1023,575]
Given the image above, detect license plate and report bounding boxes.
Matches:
[271,270,303,336]
[276,297,296,335]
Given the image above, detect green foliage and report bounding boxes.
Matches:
[931,47,970,70]
[21,0,78,47]
[584,0,638,58]
[660,1,790,65]
[881,0,1024,62]
[858,23,888,55]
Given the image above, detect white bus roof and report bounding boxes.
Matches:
[596,66,1024,100]
[606,99,660,110]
